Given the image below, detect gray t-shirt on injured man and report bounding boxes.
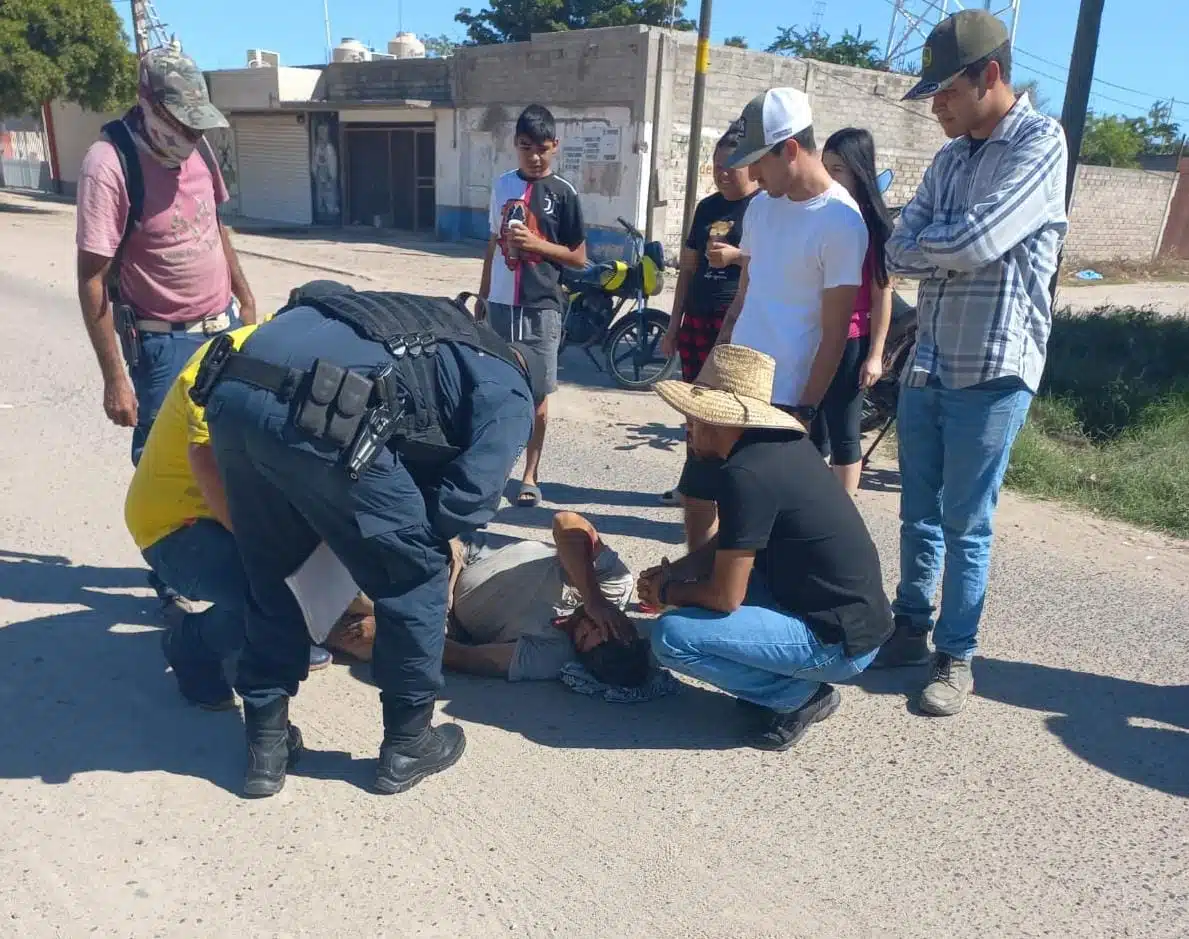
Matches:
[451,531,633,680]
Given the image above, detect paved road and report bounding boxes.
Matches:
[1,195,1187,938]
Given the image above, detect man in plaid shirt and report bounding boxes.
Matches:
[871,11,1069,716]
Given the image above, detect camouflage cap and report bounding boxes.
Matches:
[903,10,1010,101]
[139,46,228,131]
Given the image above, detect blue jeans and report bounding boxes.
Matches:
[142,519,247,659]
[652,574,879,712]
[893,377,1033,660]
[129,302,240,466]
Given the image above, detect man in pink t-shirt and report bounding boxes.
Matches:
[76,46,257,468]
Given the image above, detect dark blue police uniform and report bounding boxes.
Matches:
[205,301,534,796]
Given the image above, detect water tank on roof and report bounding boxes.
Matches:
[333,37,370,63]
[387,32,426,59]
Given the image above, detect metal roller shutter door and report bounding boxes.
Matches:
[234,116,312,225]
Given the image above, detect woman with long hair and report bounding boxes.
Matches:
[813,127,895,496]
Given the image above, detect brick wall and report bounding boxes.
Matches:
[452,27,652,115]
[321,58,452,104]
[1065,165,1177,262]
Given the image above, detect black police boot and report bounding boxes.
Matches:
[376,702,467,795]
[242,696,304,798]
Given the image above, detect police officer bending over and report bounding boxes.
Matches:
[194,281,540,797]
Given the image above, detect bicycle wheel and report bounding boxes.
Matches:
[604,308,680,391]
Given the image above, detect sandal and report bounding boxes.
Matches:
[516,483,542,507]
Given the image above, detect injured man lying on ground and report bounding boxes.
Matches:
[327,511,652,688]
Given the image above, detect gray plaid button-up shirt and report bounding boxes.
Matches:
[887,95,1069,392]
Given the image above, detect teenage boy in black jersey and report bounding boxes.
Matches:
[479,105,588,508]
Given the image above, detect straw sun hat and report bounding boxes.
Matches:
[654,344,806,433]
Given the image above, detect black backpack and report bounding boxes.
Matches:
[100,115,221,303]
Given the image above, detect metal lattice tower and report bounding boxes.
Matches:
[130,0,174,57]
[883,0,1021,71]
[810,1,827,36]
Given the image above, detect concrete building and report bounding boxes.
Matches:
[7,25,1184,265]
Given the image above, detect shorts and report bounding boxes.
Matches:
[677,302,730,383]
[486,303,561,395]
[676,449,723,503]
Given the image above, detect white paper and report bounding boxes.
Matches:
[285,542,361,644]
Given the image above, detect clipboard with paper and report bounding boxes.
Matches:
[285,542,361,645]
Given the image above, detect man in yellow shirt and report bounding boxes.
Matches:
[125,325,331,710]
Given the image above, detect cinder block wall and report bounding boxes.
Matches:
[661,37,946,254]
[1065,165,1177,263]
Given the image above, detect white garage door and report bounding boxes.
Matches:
[233,115,312,225]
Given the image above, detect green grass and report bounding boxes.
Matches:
[1003,308,1189,538]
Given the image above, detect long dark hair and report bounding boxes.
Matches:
[823,128,893,288]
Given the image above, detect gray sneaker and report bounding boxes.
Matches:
[919,653,974,716]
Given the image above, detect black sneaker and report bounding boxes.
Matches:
[869,615,932,669]
[745,684,841,752]
[160,614,236,711]
[375,723,467,795]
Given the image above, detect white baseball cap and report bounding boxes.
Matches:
[725,88,814,169]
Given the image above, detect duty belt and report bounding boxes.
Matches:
[190,336,404,480]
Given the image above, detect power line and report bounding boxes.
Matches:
[1013,46,1179,105]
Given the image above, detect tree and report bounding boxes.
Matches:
[766,26,884,70]
[0,0,137,117]
[724,36,748,49]
[455,0,694,46]
[1135,100,1180,155]
[423,34,460,58]
[1079,112,1145,167]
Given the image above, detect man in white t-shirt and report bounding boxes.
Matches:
[716,88,869,428]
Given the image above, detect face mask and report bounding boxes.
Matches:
[140,103,198,167]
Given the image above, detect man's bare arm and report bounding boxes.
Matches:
[714,261,749,346]
[798,285,859,407]
[553,511,605,608]
[219,223,256,325]
[188,443,233,530]
[77,251,126,384]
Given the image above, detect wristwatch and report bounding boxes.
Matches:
[789,404,818,423]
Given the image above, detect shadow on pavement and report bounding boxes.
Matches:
[857,655,1189,798]
[439,673,739,751]
[495,494,685,545]
[0,551,246,794]
[0,201,58,215]
[859,465,902,494]
[538,481,676,510]
[612,421,684,453]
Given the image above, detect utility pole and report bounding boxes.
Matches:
[130,0,148,57]
[1049,0,1106,299]
[680,0,714,241]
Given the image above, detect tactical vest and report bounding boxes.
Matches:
[277,282,531,464]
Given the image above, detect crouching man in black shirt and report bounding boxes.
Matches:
[638,345,894,750]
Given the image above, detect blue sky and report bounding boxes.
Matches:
[116,0,1187,122]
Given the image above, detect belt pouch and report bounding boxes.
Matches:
[326,370,374,447]
[296,360,345,438]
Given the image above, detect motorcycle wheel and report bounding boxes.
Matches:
[604,308,680,391]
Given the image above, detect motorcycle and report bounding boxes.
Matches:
[558,217,679,391]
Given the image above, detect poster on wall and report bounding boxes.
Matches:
[309,111,342,226]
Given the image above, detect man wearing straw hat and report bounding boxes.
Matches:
[637,345,893,750]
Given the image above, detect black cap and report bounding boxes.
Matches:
[903,10,1010,101]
